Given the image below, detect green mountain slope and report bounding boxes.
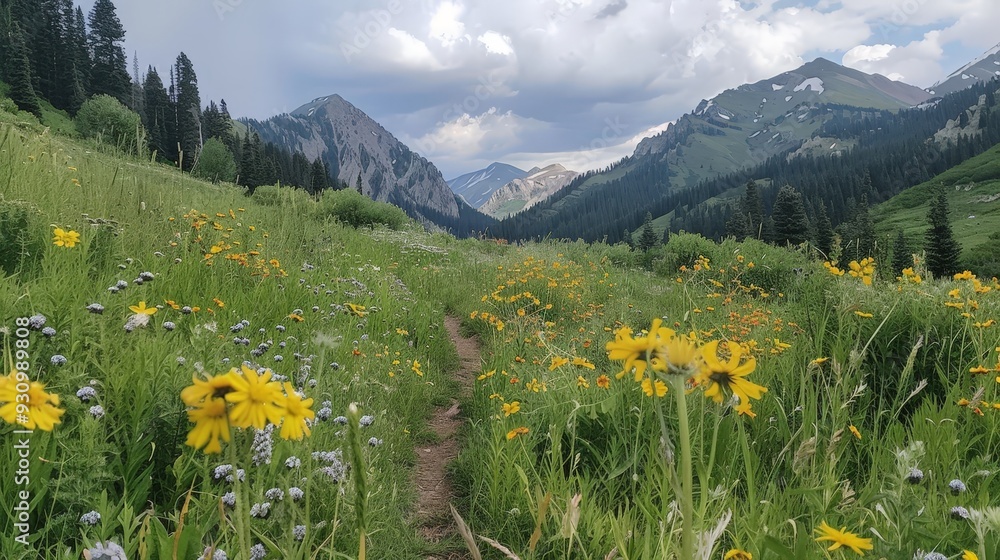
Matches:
[874,142,1000,274]
[499,58,932,242]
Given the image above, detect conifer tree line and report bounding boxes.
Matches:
[0,0,343,194]
[496,77,1000,267]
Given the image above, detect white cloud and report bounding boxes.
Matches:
[429,1,469,47]
[81,0,1000,176]
[843,44,896,66]
[387,28,443,70]
[478,31,515,56]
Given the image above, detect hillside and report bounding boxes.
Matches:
[497,58,933,242]
[874,142,1000,274]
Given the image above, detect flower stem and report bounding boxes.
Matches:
[668,376,694,560]
[228,429,250,559]
[736,417,757,518]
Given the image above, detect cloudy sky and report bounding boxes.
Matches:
[82,0,999,178]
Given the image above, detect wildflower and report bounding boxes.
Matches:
[41,326,56,338]
[293,524,307,541]
[849,425,861,440]
[906,468,924,484]
[641,377,668,398]
[853,311,873,318]
[185,397,231,454]
[77,386,97,401]
[698,340,766,407]
[249,543,267,560]
[811,357,829,365]
[970,365,990,375]
[502,401,521,417]
[265,487,284,501]
[288,487,304,501]
[345,303,368,317]
[368,437,383,446]
[278,382,315,440]
[962,551,979,560]
[89,405,105,419]
[360,414,374,427]
[572,356,595,369]
[949,479,967,495]
[921,554,947,560]
[224,365,284,429]
[0,371,65,431]
[80,510,101,525]
[85,303,105,314]
[130,301,157,316]
[51,354,67,365]
[411,360,423,376]
[724,550,752,560]
[221,492,236,507]
[181,373,236,406]
[596,374,611,389]
[249,502,271,518]
[251,425,275,466]
[606,320,672,380]
[951,506,970,520]
[163,321,176,331]
[549,356,569,370]
[577,375,590,388]
[506,426,529,440]
[813,521,873,555]
[52,227,81,248]
[86,541,127,560]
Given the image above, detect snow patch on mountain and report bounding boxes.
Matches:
[794,77,825,94]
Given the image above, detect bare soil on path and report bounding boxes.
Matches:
[416,315,479,559]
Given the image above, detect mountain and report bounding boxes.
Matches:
[929,42,1000,98]
[479,164,580,217]
[495,57,935,242]
[246,95,489,230]
[447,162,528,207]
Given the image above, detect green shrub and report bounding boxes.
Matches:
[192,138,236,183]
[75,95,145,155]
[0,97,19,115]
[315,188,408,230]
[652,232,721,275]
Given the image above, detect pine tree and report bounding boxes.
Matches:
[892,229,911,274]
[661,225,671,245]
[356,172,363,195]
[87,0,130,102]
[622,228,634,248]
[725,207,750,239]
[771,185,809,246]
[743,180,764,239]
[143,66,175,161]
[814,200,834,259]
[924,189,962,278]
[4,21,42,116]
[60,1,87,113]
[173,53,201,171]
[202,100,231,141]
[637,212,659,251]
[310,158,329,194]
[840,194,875,263]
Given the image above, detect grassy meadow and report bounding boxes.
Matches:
[2,104,1000,560]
